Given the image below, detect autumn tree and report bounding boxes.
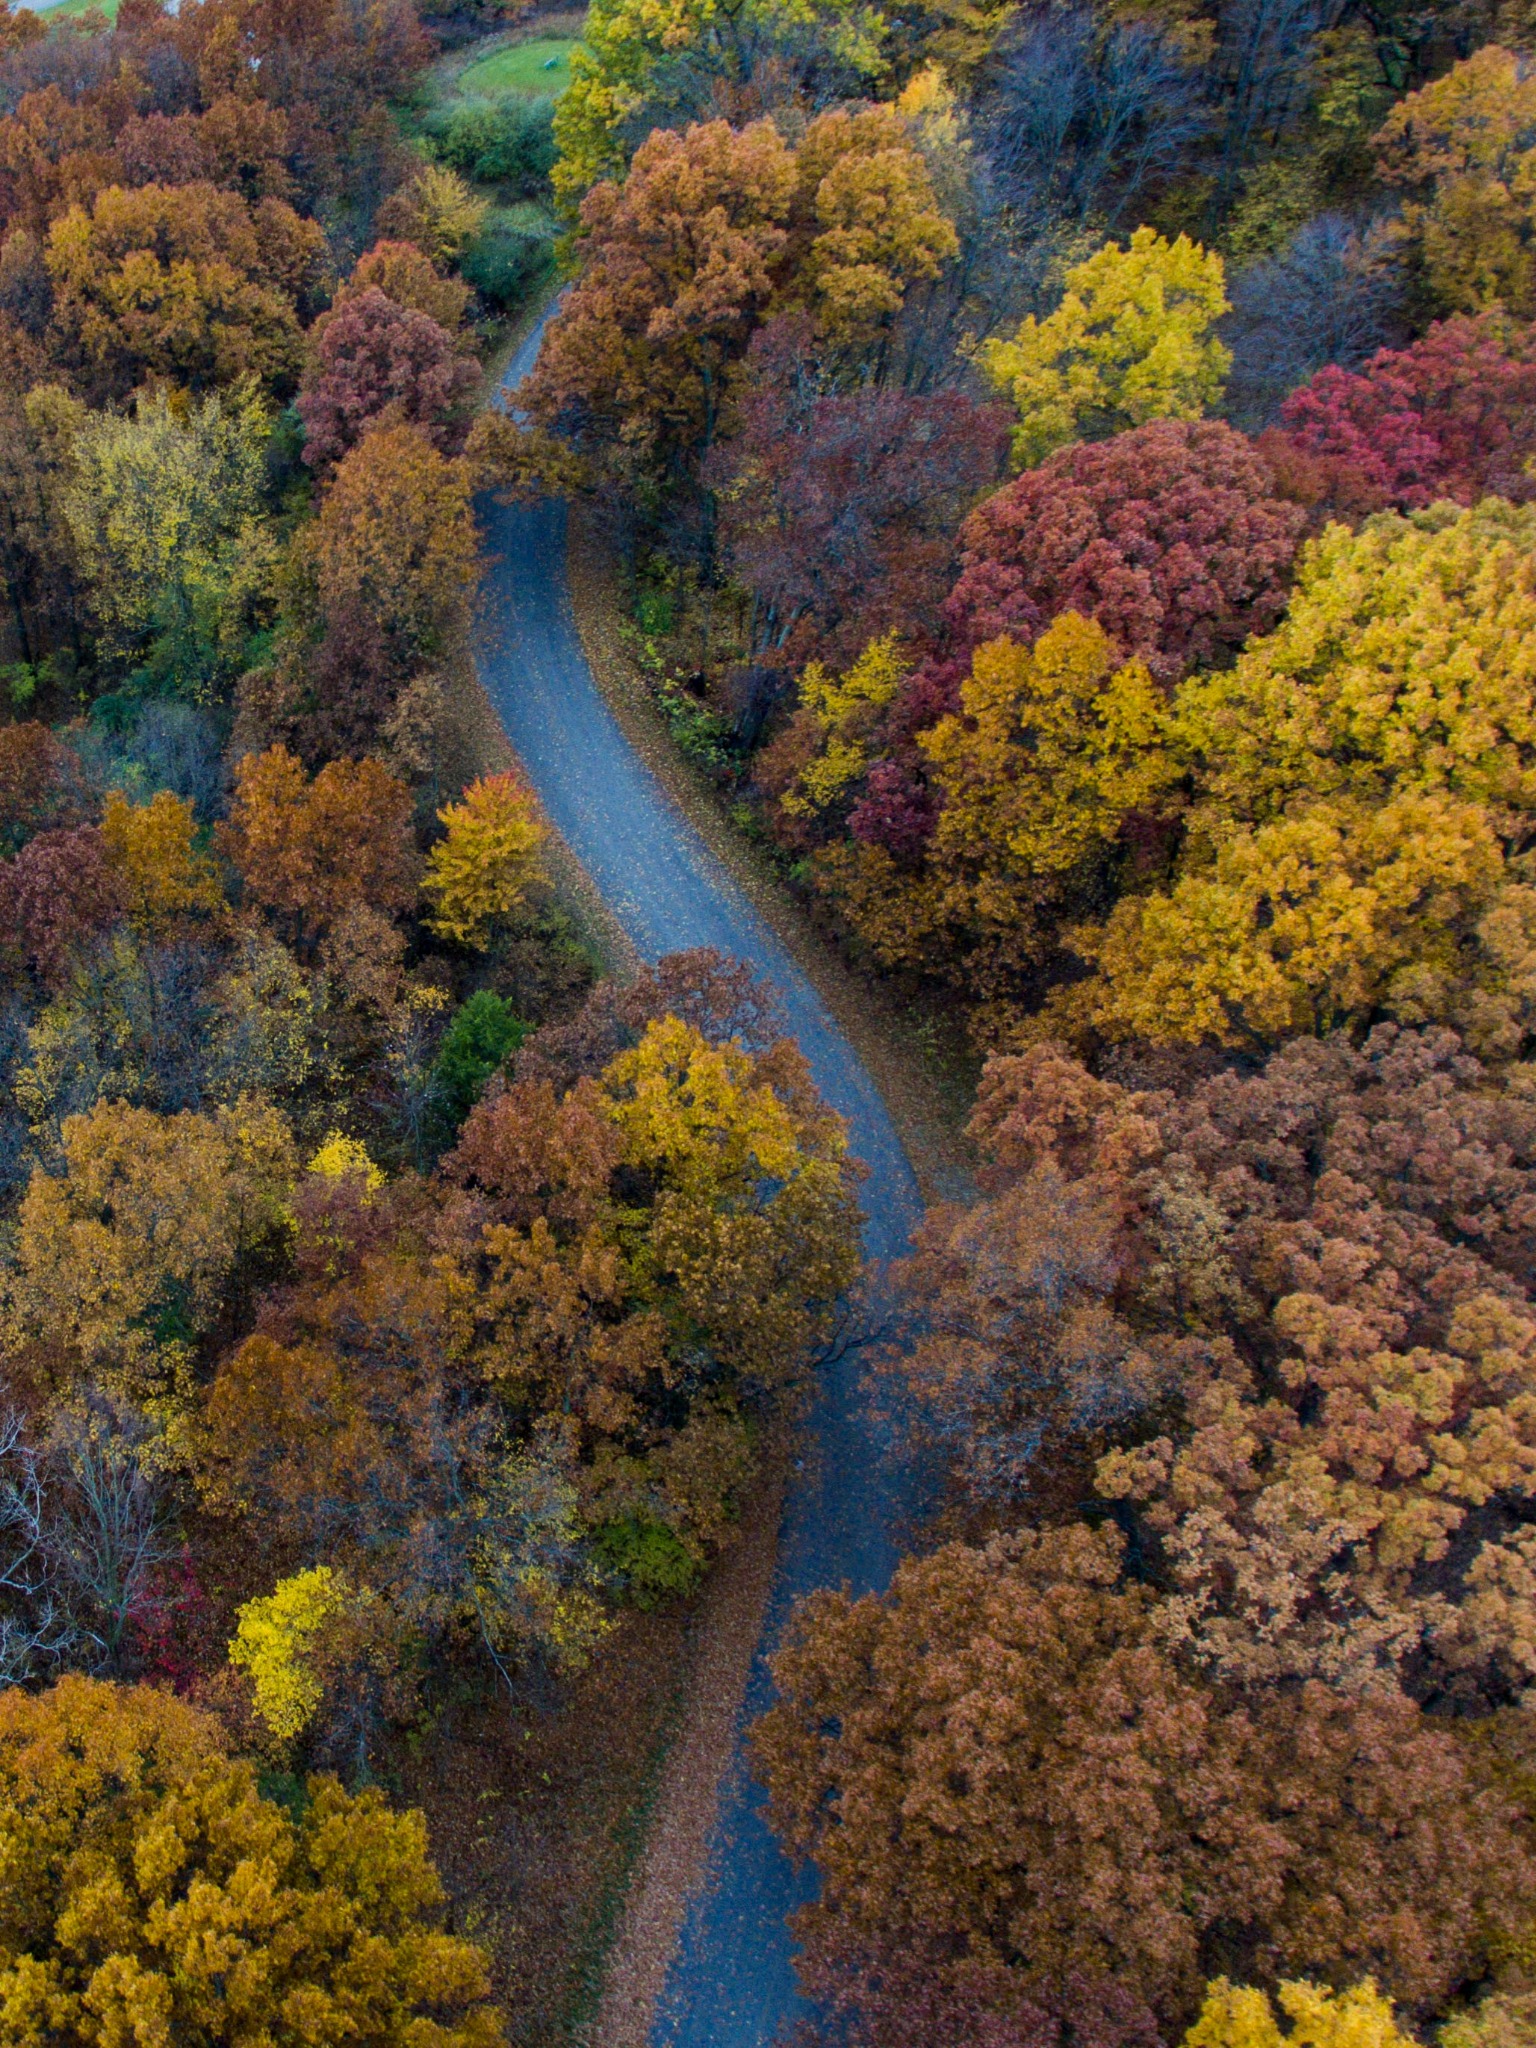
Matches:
[297,285,477,472]
[550,0,892,207]
[982,229,1231,466]
[5,1094,295,1391]
[1174,498,1536,826]
[44,181,326,398]
[943,418,1305,685]
[0,823,122,988]
[528,118,798,495]
[788,104,959,356]
[1268,315,1536,513]
[529,112,955,507]
[375,162,488,267]
[711,313,1008,664]
[422,771,547,950]
[314,421,479,665]
[0,722,89,854]
[808,617,1181,1037]
[755,1523,1526,2035]
[100,788,224,934]
[220,744,418,953]
[338,238,472,332]
[62,381,275,699]
[1066,790,1506,1048]
[0,1675,505,2046]
[1184,1981,1417,2048]
[1373,46,1536,318]
[953,1030,1536,1700]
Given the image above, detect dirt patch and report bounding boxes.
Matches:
[399,1599,691,2048]
[563,504,977,1208]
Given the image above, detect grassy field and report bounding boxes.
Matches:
[455,36,578,99]
[24,0,119,17]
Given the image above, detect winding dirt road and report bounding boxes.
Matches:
[475,309,925,2048]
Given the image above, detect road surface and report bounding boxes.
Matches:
[475,307,925,2048]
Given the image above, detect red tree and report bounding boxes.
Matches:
[944,419,1304,684]
[0,823,122,985]
[712,314,1009,663]
[298,285,477,471]
[1266,314,1536,515]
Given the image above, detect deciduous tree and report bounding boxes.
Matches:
[220,744,418,953]
[6,1094,295,1388]
[982,229,1231,465]
[712,313,1007,663]
[0,1674,505,2046]
[61,381,275,700]
[314,421,478,663]
[944,417,1304,683]
[1268,314,1536,513]
[422,771,547,950]
[298,285,477,472]
[44,181,325,397]
[1373,46,1536,318]
[755,1522,1524,2033]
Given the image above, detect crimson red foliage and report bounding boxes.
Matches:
[1269,314,1536,514]
[944,418,1305,683]
[297,286,476,471]
[713,315,1009,664]
[0,823,122,985]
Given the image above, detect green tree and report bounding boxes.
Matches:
[983,228,1231,465]
[433,990,526,1132]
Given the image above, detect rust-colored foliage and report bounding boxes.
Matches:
[219,743,418,952]
[756,1524,1527,2035]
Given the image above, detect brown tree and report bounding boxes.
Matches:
[756,1523,1526,2035]
[219,744,418,953]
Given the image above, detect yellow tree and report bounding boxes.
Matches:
[229,1565,348,1740]
[422,771,547,948]
[0,1675,505,2046]
[60,382,275,700]
[983,227,1231,465]
[809,616,1180,1034]
[1374,45,1536,316]
[100,789,224,933]
[781,633,911,821]
[1184,1980,1416,2048]
[5,1095,296,1389]
[1174,499,1536,824]
[44,181,325,397]
[1067,792,1506,1046]
[596,1015,862,1387]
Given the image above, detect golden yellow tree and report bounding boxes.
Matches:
[422,771,547,948]
[1067,792,1506,1046]
[0,1675,505,2046]
[1374,46,1536,316]
[6,1095,296,1388]
[100,789,224,933]
[983,228,1231,464]
[1184,1979,1416,2048]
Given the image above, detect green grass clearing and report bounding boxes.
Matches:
[455,37,578,99]
[23,0,119,18]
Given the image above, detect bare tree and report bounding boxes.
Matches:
[983,6,1210,240]
[0,1399,166,1682]
[1223,213,1404,426]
